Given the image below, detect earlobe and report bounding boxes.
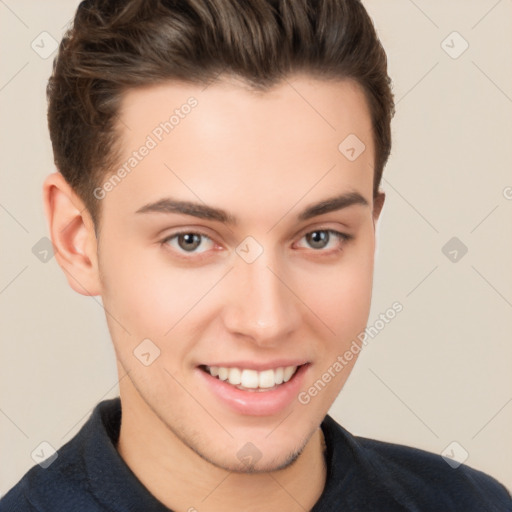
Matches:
[43,172,101,296]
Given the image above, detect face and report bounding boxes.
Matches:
[95,75,382,472]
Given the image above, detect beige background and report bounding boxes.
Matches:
[1,0,511,496]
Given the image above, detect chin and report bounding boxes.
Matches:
[204,445,305,474]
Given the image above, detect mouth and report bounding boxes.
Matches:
[199,364,301,392]
[196,362,310,416]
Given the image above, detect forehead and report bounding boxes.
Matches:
[104,76,375,220]
[118,75,373,152]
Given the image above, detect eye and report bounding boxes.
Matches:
[162,232,215,253]
[296,229,351,251]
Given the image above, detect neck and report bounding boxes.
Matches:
[117,382,327,512]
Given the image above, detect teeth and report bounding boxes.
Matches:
[206,365,299,390]
[228,367,242,385]
[258,369,275,388]
[241,369,259,388]
[283,366,296,383]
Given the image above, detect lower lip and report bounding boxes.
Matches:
[196,364,310,416]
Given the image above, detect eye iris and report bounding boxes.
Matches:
[178,233,202,251]
[306,230,329,249]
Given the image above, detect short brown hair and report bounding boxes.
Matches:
[47,0,394,226]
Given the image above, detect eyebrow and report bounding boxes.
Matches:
[135,191,369,224]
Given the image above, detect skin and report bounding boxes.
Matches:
[44,75,385,512]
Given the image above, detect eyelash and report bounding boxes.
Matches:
[160,228,353,258]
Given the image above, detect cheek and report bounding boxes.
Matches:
[99,246,223,348]
[298,237,375,339]
[102,259,175,335]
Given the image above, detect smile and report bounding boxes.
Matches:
[197,362,310,415]
[202,365,299,392]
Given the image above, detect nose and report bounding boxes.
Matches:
[221,252,301,347]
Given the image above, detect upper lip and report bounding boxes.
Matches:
[200,360,309,371]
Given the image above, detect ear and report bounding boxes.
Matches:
[43,172,101,296]
[372,190,385,225]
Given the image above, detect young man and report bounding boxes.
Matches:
[2,0,511,510]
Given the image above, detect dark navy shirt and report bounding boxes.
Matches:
[2,398,511,511]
